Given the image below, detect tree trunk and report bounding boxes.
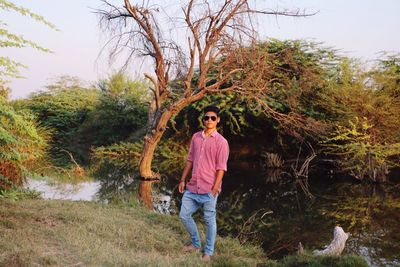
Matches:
[138,133,162,179]
[138,180,154,209]
[137,97,201,207]
[138,98,194,179]
[138,104,169,179]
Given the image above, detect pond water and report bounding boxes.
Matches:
[26,164,400,267]
[26,179,102,201]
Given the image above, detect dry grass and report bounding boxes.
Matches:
[0,199,264,266]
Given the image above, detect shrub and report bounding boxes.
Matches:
[0,96,47,189]
[78,73,149,147]
[322,118,400,182]
[13,77,100,166]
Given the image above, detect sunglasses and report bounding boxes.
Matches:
[202,115,217,122]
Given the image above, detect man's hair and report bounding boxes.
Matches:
[203,105,220,116]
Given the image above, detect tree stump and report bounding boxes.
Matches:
[313,226,350,256]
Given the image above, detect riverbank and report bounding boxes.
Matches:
[0,198,368,266]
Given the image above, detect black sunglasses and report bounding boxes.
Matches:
[202,115,217,122]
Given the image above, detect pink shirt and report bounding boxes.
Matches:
[186,130,229,194]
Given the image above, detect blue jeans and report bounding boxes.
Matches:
[179,190,218,256]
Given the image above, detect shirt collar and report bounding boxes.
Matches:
[202,129,217,138]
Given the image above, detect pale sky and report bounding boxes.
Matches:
[2,0,400,99]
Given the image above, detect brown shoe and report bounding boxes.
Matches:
[182,244,200,253]
[202,254,212,262]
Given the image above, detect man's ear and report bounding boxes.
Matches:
[217,117,221,124]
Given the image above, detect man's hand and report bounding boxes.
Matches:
[211,187,218,198]
[178,161,192,194]
[178,180,185,193]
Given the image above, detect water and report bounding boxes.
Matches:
[25,179,101,201]
[211,166,400,267]
[25,165,400,267]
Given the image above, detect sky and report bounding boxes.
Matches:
[2,0,400,99]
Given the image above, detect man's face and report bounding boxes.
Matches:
[202,111,220,130]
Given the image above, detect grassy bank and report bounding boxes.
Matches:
[0,199,263,266]
[0,198,368,267]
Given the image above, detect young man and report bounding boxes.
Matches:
[178,105,229,261]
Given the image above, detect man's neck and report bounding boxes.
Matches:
[203,128,216,137]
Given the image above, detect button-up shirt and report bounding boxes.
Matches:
[186,130,229,194]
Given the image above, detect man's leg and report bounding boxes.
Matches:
[202,193,218,256]
[179,191,201,249]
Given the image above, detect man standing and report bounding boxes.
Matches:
[178,105,229,261]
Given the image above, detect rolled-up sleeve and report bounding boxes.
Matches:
[215,139,229,171]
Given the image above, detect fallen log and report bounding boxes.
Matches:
[313,226,350,256]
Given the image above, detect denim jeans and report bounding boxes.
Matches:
[179,190,218,256]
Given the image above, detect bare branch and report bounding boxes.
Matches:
[97,1,321,179]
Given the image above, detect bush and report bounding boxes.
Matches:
[317,57,400,181]
[78,73,149,147]
[13,78,100,166]
[0,96,47,189]
[322,117,400,182]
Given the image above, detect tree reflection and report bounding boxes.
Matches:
[92,161,138,204]
[318,183,400,265]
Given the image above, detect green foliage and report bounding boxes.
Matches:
[0,187,40,200]
[318,183,400,231]
[98,71,149,100]
[170,41,400,168]
[231,40,334,120]
[155,139,188,174]
[172,92,254,137]
[78,72,149,146]
[322,117,400,181]
[14,74,149,168]
[0,0,57,80]
[92,141,142,170]
[14,77,100,166]
[372,52,400,97]
[0,82,10,98]
[0,95,47,189]
[170,40,337,157]
[317,56,400,181]
[92,138,188,180]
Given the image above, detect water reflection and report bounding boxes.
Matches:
[263,168,285,183]
[25,179,101,201]
[170,164,400,266]
[93,164,177,213]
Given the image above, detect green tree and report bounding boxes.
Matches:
[171,40,336,155]
[77,72,149,148]
[0,0,57,81]
[14,77,100,166]
[318,57,400,181]
[0,95,47,189]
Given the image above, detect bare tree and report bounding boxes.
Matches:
[98,0,316,180]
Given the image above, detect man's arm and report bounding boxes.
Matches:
[212,139,229,197]
[211,170,225,197]
[178,160,193,193]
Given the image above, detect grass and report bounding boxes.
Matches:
[0,198,263,266]
[0,197,369,267]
